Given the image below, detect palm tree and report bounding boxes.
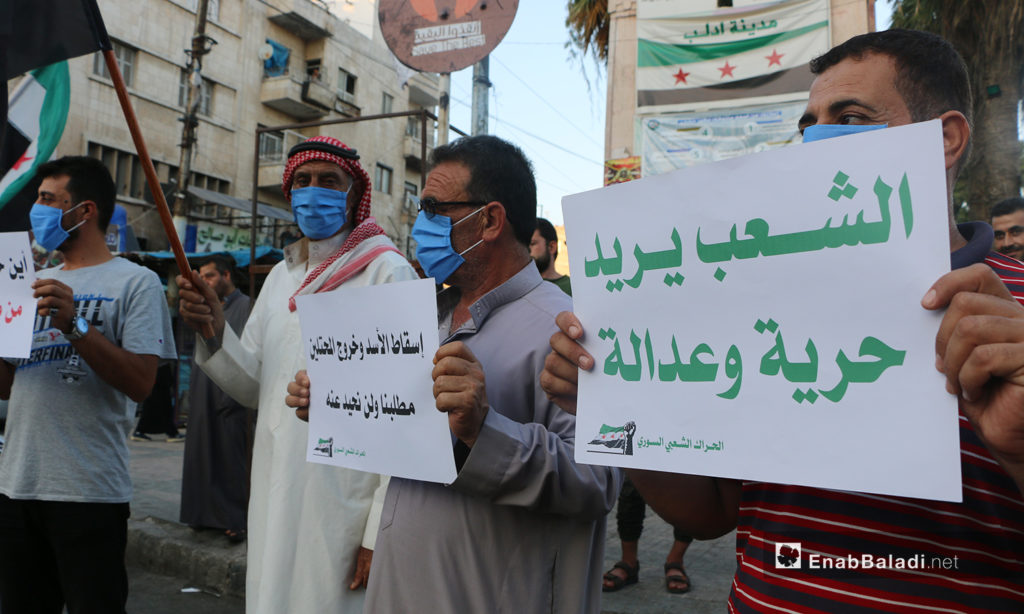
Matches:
[891,0,1024,220]
[566,0,609,63]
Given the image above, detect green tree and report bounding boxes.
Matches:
[891,0,1024,221]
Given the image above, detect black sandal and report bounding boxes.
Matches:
[664,561,691,594]
[603,560,639,592]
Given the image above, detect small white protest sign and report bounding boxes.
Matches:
[296,277,456,483]
[564,121,962,502]
[0,232,38,358]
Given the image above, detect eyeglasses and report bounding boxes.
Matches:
[415,196,487,218]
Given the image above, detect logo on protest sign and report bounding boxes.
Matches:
[775,542,802,568]
[312,437,333,458]
[587,421,636,455]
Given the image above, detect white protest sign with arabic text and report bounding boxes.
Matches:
[296,278,456,483]
[564,121,961,502]
[0,232,38,358]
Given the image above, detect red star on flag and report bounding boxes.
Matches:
[718,61,736,78]
[673,68,690,84]
[765,49,784,67]
[12,152,33,170]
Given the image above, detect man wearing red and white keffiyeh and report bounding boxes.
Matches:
[177,136,417,614]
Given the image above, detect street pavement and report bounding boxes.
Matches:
[127,433,737,613]
[127,568,244,614]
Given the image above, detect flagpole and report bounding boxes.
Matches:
[102,50,215,339]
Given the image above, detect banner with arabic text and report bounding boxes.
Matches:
[637,0,829,109]
[195,221,252,252]
[640,99,805,175]
[562,121,961,501]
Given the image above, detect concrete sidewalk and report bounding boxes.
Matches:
[127,435,247,600]
[127,435,737,612]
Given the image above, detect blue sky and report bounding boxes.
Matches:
[446,3,606,225]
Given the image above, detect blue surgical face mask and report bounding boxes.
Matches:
[291,186,347,240]
[802,123,887,143]
[30,201,86,251]
[412,206,485,283]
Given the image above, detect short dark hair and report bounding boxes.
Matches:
[536,217,558,256]
[199,254,236,277]
[991,197,1024,220]
[810,29,973,130]
[428,135,536,246]
[35,156,116,231]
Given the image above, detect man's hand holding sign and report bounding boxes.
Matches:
[542,29,1024,613]
[924,263,1024,493]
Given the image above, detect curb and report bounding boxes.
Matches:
[126,516,247,598]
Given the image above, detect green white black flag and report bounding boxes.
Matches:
[0,61,70,226]
[636,0,830,109]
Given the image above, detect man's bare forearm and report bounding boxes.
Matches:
[71,330,158,402]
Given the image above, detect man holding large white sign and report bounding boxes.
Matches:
[355,136,619,613]
[543,29,1024,612]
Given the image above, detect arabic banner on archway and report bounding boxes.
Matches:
[636,0,829,109]
[563,121,962,502]
[639,99,805,175]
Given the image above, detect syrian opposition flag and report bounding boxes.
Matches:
[0,0,111,230]
[0,62,70,230]
[636,0,829,109]
[588,424,628,453]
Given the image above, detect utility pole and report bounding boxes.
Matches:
[172,0,216,236]
[437,73,451,145]
[471,57,490,135]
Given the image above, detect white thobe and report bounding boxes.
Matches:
[196,233,417,614]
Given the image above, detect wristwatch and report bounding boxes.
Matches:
[64,316,90,341]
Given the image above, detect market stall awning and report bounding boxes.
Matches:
[133,245,282,268]
[187,186,294,222]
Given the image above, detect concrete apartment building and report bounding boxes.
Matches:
[602,0,875,162]
[54,0,439,256]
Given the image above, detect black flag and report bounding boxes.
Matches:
[1,0,112,81]
[0,0,111,229]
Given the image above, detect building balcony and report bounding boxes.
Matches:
[267,0,331,40]
[407,72,440,108]
[260,76,331,120]
[403,132,434,172]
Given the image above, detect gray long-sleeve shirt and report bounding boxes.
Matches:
[366,263,621,613]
